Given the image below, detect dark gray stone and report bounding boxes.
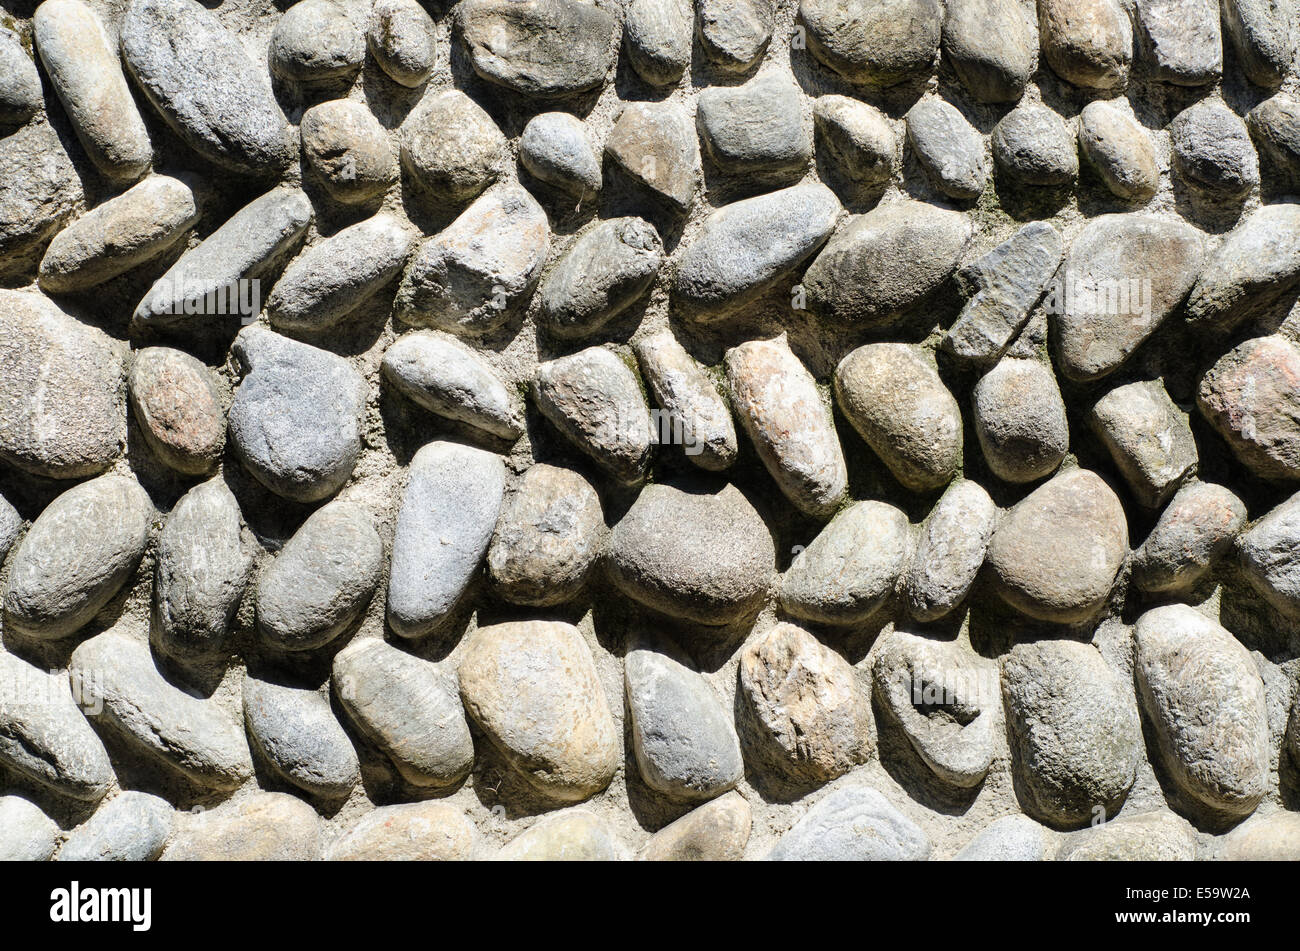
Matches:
[1170,100,1259,199]
[1222,0,1294,88]
[991,102,1078,186]
[243,676,360,798]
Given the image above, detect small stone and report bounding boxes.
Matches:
[519,112,602,200]
[872,630,998,788]
[697,0,773,73]
[267,214,415,332]
[333,638,474,787]
[726,335,848,519]
[1197,334,1300,480]
[1132,481,1246,594]
[987,468,1128,622]
[768,786,930,860]
[605,101,700,212]
[4,474,151,640]
[941,0,1036,102]
[400,90,505,205]
[0,651,113,801]
[1222,0,1293,88]
[395,184,550,335]
[122,0,294,176]
[0,123,82,264]
[1037,0,1132,90]
[227,326,367,503]
[538,217,663,338]
[328,802,478,860]
[1237,490,1300,615]
[1136,0,1222,85]
[1078,100,1160,202]
[72,630,253,790]
[495,809,621,860]
[633,331,738,471]
[973,359,1070,484]
[943,221,1063,365]
[637,791,752,860]
[624,0,692,86]
[129,347,225,476]
[1248,93,1300,186]
[906,96,988,200]
[1170,100,1259,199]
[902,479,997,621]
[255,501,382,651]
[368,0,437,87]
[153,479,252,657]
[243,676,360,799]
[532,346,653,484]
[0,290,127,479]
[0,27,41,126]
[606,481,774,624]
[1057,810,1196,860]
[991,102,1078,186]
[834,343,963,492]
[486,464,603,607]
[57,792,174,862]
[387,440,505,638]
[134,186,313,330]
[1089,379,1197,508]
[780,500,909,625]
[459,620,620,802]
[738,623,872,784]
[161,793,321,861]
[1223,811,1300,859]
[625,648,743,801]
[804,199,971,325]
[300,100,398,205]
[0,493,20,563]
[34,0,153,182]
[1134,604,1270,818]
[953,815,1047,861]
[270,0,365,81]
[382,331,524,440]
[696,73,811,179]
[1049,213,1204,382]
[1000,639,1142,828]
[812,95,898,185]
[1186,204,1300,336]
[800,0,941,86]
[456,0,617,97]
[0,796,58,861]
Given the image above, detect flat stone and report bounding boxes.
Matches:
[1136,0,1222,85]
[537,217,663,338]
[624,0,691,85]
[1197,334,1300,480]
[726,335,848,518]
[634,331,737,471]
[71,630,253,790]
[1223,811,1300,859]
[992,102,1078,186]
[495,809,621,860]
[0,290,127,479]
[255,500,382,651]
[637,791,752,860]
[1186,203,1300,336]
[625,648,743,801]
[161,793,321,860]
[1038,0,1132,90]
[386,440,504,638]
[1222,0,1294,88]
[1239,490,1300,615]
[1249,92,1300,186]
[973,358,1070,483]
[0,796,58,861]
[519,112,602,200]
[953,814,1047,860]
[767,786,930,860]
[57,792,173,861]
[0,27,41,126]
[4,474,151,640]
[942,0,1036,102]
[1170,100,1259,199]
[906,96,988,200]
[1134,604,1270,818]
[129,346,225,476]
[800,0,941,86]
[400,90,505,205]
[1132,481,1245,594]
[902,479,998,621]
[333,638,474,787]
[696,73,811,179]
[327,802,478,860]
[228,326,367,503]
[606,481,774,624]
[243,676,360,799]
[270,0,364,82]
[1057,810,1196,860]
[121,0,294,175]
[368,0,437,87]
[1000,639,1142,828]
[0,123,82,264]
[698,0,773,73]
[1090,379,1197,508]
[301,99,399,205]
[1078,100,1160,202]
[459,620,620,802]
[382,331,523,440]
[604,101,699,212]
[812,95,897,185]
[739,623,872,784]
[486,463,603,607]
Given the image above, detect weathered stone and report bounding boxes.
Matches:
[1170,100,1259,199]
[1197,334,1300,480]
[768,786,930,860]
[519,112,602,200]
[0,290,127,479]
[161,793,321,860]
[0,796,58,861]
[129,347,225,476]
[739,623,871,784]
[942,0,1036,102]
[1222,0,1294,88]
[1037,0,1132,90]
[382,331,523,440]
[256,501,382,651]
[1000,639,1142,828]
[991,102,1078,186]
[987,469,1128,622]
[459,620,619,802]
[57,792,173,861]
[400,90,505,205]
[333,638,474,787]
[0,123,82,264]
[270,0,364,81]
[624,0,691,86]
[697,0,773,73]
[387,441,505,638]
[1078,99,1160,202]
[906,96,988,200]
[812,95,897,185]
[121,0,294,175]
[1135,604,1269,818]
[1136,0,1221,85]
[726,335,848,518]
[606,481,773,624]
[4,474,151,640]
[368,0,437,87]
[1223,811,1300,859]
[800,0,941,86]
[0,27,41,126]
[300,99,398,205]
[1238,490,1300,615]
[243,676,360,799]
[697,73,811,179]
[395,184,549,335]
[637,791,752,860]
[1186,204,1300,335]
[1057,810,1196,860]
[538,218,662,338]
[328,802,478,860]
[953,814,1046,860]
[1133,482,1243,594]
[973,358,1068,484]
[495,809,621,860]
[72,630,253,789]
[0,493,20,563]
[604,101,699,212]
[1090,379,1197,508]
[227,326,366,503]
[902,479,997,621]
[634,331,737,471]
[486,464,603,606]
[1249,92,1300,185]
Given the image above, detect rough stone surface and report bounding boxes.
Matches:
[991,102,1078,186]
[634,331,738,470]
[129,346,225,475]
[1133,481,1246,594]
[519,112,602,200]
[624,0,692,86]
[1223,811,1300,859]
[1197,334,1300,480]
[1136,0,1221,86]
[953,814,1046,861]
[1170,100,1260,199]
[698,0,774,73]
[767,785,930,860]
[696,73,811,180]
[1089,379,1198,508]
[327,801,478,860]
[0,27,41,126]
[538,217,663,338]
[1078,100,1160,202]
[57,791,174,861]
[400,91,505,205]
[382,331,524,440]
[1222,0,1294,89]
[800,0,941,86]
[301,100,399,205]
[941,0,1036,103]
[604,101,700,212]
[812,95,897,185]
[0,123,82,265]
[1037,0,1132,90]
[902,479,997,621]
[972,358,1070,483]
[1186,203,1300,335]
[243,676,360,799]
[161,793,321,860]
[906,96,988,200]
[269,0,364,82]
[637,791,752,860]
[1057,810,1196,860]
[0,796,58,861]
[368,0,437,87]
[1239,490,1300,616]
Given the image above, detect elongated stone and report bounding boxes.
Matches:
[633,331,737,471]
[57,792,173,861]
[1090,379,1197,508]
[129,346,225,476]
[538,218,662,338]
[906,96,987,200]
[382,331,523,440]
[973,358,1069,483]
[1237,490,1300,615]
[0,28,41,126]
[1186,203,1300,335]
[0,494,20,563]
[768,786,930,860]
[161,793,321,860]
[328,802,478,860]
[243,676,360,799]
[1057,810,1196,860]
[368,0,437,87]
[0,123,82,264]
[495,809,622,860]
[1078,99,1160,202]
[637,791,752,861]
[902,479,997,621]
[1222,0,1294,88]
[1197,334,1300,480]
